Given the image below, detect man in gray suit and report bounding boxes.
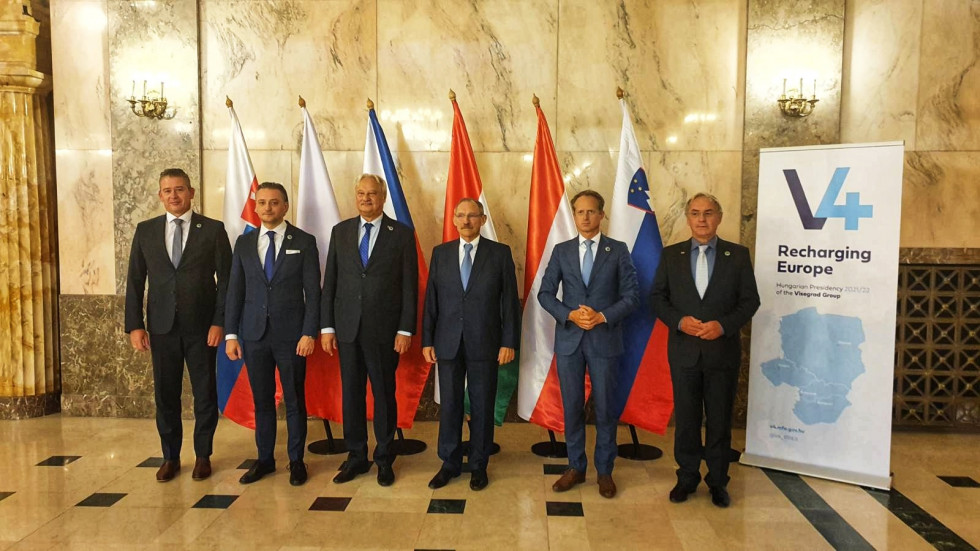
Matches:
[651,192,759,508]
[125,168,231,482]
[538,190,639,499]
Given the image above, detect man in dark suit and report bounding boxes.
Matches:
[125,168,232,482]
[320,173,418,487]
[538,190,639,499]
[225,182,320,486]
[651,192,760,508]
[422,198,520,491]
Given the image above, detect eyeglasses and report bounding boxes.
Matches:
[454,213,484,221]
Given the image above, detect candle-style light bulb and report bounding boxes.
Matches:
[160,82,164,98]
[782,78,787,97]
[143,80,147,99]
[813,79,817,99]
[130,80,135,99]
[798,78,803,99]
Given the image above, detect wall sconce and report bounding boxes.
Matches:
[777,78,818,118]
[127,80,176,120]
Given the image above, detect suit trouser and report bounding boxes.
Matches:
[557,337,619,475]
[242,336,307,464]
[670,353,739,489]
[338,337,399,468]
[437,342,498,472]
[149,322,218,461]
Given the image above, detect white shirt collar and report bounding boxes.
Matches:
[360,214,383,227]
[578,233,601,246]
[460,235,481,250]
[166,210,193,224]
[261,221,288,236]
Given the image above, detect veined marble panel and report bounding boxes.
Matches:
[107,0,200,151]
[841,0,921,148]
[55,150,115,295]
[51,0,111,150]
[201,149,293,222]
[201,0,377,151]
[376,0,558,153]
[557,0,745,153]
[902,152,980,248]
[112,150,202,294]
[917,1,980,150]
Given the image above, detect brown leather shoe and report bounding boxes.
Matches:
[156,460,179,482]
[597,474,617,498]
[192,457,212,480]
[552,468,586,492]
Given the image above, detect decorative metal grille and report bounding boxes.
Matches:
[894,266,980,429]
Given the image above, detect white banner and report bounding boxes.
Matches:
[742,142,904,490]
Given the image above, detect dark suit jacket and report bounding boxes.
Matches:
[650,237,760,370]
[537,234,639,357]
[125,212,232,335]
[320,214,418,344]
[225,223,321,341]
[422,238,521,361]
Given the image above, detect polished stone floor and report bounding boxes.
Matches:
[0,416,977,550]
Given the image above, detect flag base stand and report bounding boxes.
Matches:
[391,428,427,456]
[617,424,662,461]
[530,430,567,458]
[461,420,501,456]
[307,420,347,456]
[730,448,742,462]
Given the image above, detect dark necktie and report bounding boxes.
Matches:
[461,242,473,290]
[171,218,183,268]
[264,230,276,281]
[360,222,373,267]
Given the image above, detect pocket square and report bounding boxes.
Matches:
[285,249,302,255]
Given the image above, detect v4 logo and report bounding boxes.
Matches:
[783,167,873,230]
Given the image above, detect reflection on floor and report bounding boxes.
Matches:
[0,416,978,550]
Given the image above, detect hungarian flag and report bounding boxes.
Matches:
[216,99,282,428]
[607,96,673,435]
[435,92,518,426]
[294,100,345,423]
[364,102,431,429]
[516,99,578,432]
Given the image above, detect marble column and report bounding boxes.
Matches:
[736,0,845,424]
[0,0,60,418]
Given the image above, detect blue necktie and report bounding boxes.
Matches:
[461,242,473,290]
[171,218,183,268]
[582,239,594,286]
[360,222,373,267]
[264,230,276,281]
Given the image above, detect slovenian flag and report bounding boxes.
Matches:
[295,100,345,424]
[216,99,282,428]
[364,102,431,429]
[607,96,673,434]
[517,98,579,432]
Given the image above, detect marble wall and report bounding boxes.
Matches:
[49,0,980,420]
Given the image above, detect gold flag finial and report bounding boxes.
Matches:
[449,89,456,101]
[225,96,233,108]
[298,95,306,108]
[366,98,375,110]
[616,87,624,99]
[532,94,540,107]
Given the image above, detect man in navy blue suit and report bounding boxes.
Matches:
[652,192,759,508]
[538,190,639,499]
[422,198,521,491]
[225,182,320,486]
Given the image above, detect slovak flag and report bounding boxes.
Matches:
[363,102,431,429]
[516,98,579,432]
[216,99,282,428]
[607,96,673,434]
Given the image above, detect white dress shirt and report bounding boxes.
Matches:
[257,221,287,268]
[578,233,601,271]
[459,235,480,267]
[164,210,193,260]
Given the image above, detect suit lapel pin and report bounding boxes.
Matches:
[195,223,202,228]
[287,234,293,240]
[724,250,730,256]
[605,246,611,252]
[681,250,686,255]
[387,225,393,231]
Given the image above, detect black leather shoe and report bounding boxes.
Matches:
[333,460,371,484]
[709,486,731,508]
[669,482,696,503]
[377,464,395,487]
[469,469,489,491]
[288,461,308,486]
[428,468,460,489]
[239,461,275,484]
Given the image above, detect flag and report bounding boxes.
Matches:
[364,103,431,429]
[437,93,518,426]
[607,96,673,434]
[295,102,345,423]
[216,100,282,429]
[516,99,578,432]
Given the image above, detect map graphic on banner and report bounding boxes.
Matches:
[760,307,865,425]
